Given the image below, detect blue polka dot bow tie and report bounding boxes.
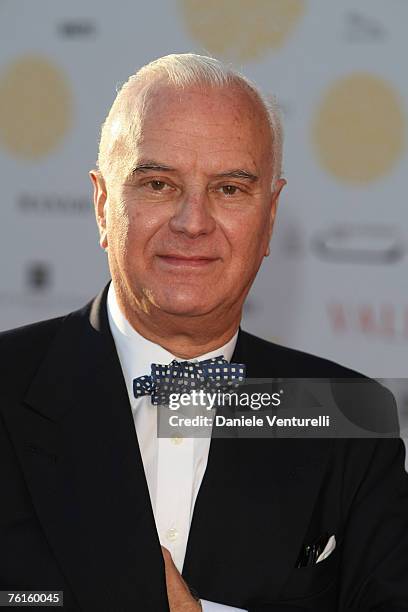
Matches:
[133,356,246,406]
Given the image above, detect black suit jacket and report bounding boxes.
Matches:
[1,283,408,611]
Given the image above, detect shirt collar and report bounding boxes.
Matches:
[107,281,239,386]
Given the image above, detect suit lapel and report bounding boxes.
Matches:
[3,284,169,611]
[182,330,333,607]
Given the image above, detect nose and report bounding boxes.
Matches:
[168,190,216,238]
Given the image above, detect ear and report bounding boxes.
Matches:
[265,178,286,256]
[89,170,108,250]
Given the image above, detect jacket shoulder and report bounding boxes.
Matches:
[0,315,66,348]
[239,330,399,434]
[0,316,67,391]
[239,329,362,377]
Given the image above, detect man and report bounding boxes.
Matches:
[0,54,407,611]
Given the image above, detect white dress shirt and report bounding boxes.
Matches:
[107,282,245,612]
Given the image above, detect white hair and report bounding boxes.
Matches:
[97,53,283,190]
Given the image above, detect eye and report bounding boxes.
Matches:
[219,184,240,196]
[148,180,167,191]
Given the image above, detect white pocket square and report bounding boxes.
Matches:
[316,534,336,563]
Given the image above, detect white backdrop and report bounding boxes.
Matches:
[1,1,407,449]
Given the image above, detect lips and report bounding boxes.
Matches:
[157,254,218,267]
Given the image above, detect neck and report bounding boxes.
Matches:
[114,286,241,359]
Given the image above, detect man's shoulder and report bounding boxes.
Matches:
[0,291,102,407]
[0,314,66,351]
[0,315,69,390]
[239,329,362,378]
[0,290,96,358]
[240,330,399,434]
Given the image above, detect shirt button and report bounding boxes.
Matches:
[171,436,183,445]
[166,527,179,542]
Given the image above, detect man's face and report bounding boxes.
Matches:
[91,82,285,320]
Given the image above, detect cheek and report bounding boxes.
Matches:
[107,205,131,255]
[108,200,164,257]
[224,213,269,264]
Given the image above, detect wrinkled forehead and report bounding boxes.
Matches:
[109,80,273,180]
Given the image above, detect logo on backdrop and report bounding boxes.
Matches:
[58,20,96,38]
[17,194,91,215]
[26,262,52,291]
[178,0,305,62]
[327,302,408,343]
[312,73,405,184]
[312,225,405,265]
[0,55,72,160]
[343,11,387,42]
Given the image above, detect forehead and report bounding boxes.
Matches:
[123,82,271,174]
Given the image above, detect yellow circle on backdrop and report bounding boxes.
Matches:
[0,55,72,160]
[312,73,405,184]
[179,0,305,62]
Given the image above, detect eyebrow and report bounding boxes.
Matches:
[213,169,259,182]
[131,162,176,174]
[130,162,258,182]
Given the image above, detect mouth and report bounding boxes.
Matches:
[157,255,219,268]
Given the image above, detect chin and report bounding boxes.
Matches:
[156,292,215,317]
